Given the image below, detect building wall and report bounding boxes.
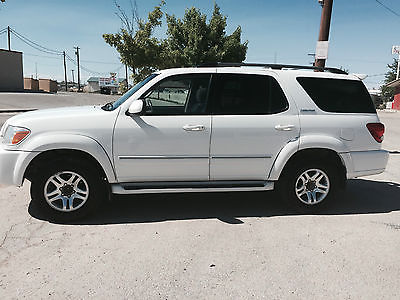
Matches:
[39,79,57,93]
[0,49,24,92]
[24,78,39,91]
[393,87,400,110]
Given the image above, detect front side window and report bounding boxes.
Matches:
[109,73,158,110]
[210,74,288,115]
[142,74,211,115]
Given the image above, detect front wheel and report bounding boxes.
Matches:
[277,162,340,212]
[30,160,105,221]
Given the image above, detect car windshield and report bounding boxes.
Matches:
[103,74,158,111]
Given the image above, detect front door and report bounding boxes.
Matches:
[113,73,212,182]
[209,72,300,181]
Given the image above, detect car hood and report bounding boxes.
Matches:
[2,105,119,139]
[6,105,102,126]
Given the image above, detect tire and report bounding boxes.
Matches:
[30,160,105,222]
[277,160,340,212]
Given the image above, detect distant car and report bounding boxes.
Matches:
[0,63,388,221]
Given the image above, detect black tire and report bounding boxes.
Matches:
[277,160,341,212]
[30,159,106,222]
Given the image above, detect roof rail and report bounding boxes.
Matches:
[197,62,348,75]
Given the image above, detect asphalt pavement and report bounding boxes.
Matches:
[0,93,399,299]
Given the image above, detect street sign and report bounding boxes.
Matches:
[316,41,329,59]
[392,46,400,55]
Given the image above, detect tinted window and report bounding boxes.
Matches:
[143,74,211,115]
[297,77,376,113]
[211,74,288,115]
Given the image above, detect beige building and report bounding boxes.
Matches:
[38,79,57,93]
[24,78,39,91]
[0,49,24,91]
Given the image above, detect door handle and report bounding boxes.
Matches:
[275,124,295,131]
[183,124,205,131]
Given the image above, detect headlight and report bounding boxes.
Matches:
[2,126,31,145]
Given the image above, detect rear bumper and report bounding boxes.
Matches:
[340,150,389,179]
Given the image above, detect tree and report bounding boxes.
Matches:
[103,1,248,82]
[380,59,398,103]
[103,1,165,82]
[165,5,247,67]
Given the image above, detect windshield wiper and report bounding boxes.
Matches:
[101,102,114,111]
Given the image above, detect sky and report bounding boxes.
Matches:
[0,0,399,89]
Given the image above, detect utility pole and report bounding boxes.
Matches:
[125,64,128,86]
[7,26,11,51]
[71,69,75,84]
[74,46,81,91]
[63,51,68,91]
[315,0,333,69]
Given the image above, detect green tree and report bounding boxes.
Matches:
[380,59,398,103]
[103,1,165,82]
[103,1,248,82]
[165,5,247,67]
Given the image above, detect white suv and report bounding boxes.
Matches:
[0,63,389,221]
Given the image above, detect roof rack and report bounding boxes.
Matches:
[197,62,348,75]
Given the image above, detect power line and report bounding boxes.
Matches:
[374,0,400,18]
[9,27,63,55]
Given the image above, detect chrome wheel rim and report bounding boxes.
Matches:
[295,168,330,205]
[44,171,89,212]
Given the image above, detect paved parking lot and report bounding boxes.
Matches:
[0,96,399,298]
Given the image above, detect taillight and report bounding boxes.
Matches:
[366,123,385,143]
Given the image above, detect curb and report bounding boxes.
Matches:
[0,108,37,113]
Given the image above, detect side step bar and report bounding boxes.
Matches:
[111,180,274,194]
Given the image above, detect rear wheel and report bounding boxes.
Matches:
[277,161,340,212]
[30,160,105,221]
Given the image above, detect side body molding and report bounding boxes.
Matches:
[268,135,350,181]
[15,133,116,186]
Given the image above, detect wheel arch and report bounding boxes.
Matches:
[24,149,111,183]
[17,133,117,185]
[270,147,347,186]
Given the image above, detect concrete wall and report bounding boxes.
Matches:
[0,49,24,92]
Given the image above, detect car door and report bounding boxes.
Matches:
[113,73,212,182]
[209,72,300,181]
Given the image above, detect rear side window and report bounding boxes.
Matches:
[297,77,375,113]
[211,74,288,115]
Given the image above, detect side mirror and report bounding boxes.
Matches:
[127,100,143,115]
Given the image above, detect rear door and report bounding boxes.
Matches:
[209,72,300,180]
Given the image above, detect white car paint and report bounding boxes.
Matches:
[0,66,389,194]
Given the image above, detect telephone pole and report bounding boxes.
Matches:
[74,46,81,91]
[63,51,68,91]
[125,64,128,86]
[7,26,11,51]
[315,0,333,69]
[71,70,75,84]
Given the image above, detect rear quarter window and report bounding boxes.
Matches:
[297,77,376,113]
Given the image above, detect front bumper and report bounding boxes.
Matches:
[340,150,389,179]
[0,145,38,186]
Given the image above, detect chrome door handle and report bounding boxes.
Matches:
[183,124,205,131]
[275,124,295,131]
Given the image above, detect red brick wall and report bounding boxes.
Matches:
[394,87,400,110]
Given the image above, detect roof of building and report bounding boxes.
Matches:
[386,78,400,88]
[87,77,126,83]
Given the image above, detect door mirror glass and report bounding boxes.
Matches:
[127,100,143,115]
